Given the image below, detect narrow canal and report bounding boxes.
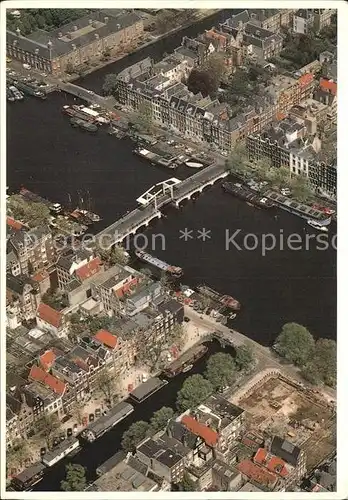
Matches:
[33,340,231,491]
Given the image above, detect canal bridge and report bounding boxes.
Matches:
[96,163,227,247]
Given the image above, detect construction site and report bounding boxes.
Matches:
[234,373,336,471]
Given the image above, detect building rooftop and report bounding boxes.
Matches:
[237,459,277,488]
[181,414,219,447]
[93,457,157,492]
[239,481,263,492]
[270,436,302,467]
[29,364,66,395]
[94,329,118,349]
[36,302,62,329]
[137,438,183,468]
[7,10,142,60]
[75,257,102,281]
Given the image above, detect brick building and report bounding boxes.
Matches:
[7,10,144,75]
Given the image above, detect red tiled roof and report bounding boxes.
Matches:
[75,257,102,281]
[267,456,289,477]
[7,216,24,230]
[39,350,56,371]
[32,270,49,283]
[237,459,277,487]
[319,77,337,96]
[94,329,118,349]
[29,365,66,396]
[36,302,62,328]
[254,447,267,464]
[298,72,314,87]
[254,448,289,477]
[181,415,219,447]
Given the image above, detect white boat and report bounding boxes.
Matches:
[229,313,237,320]
[185,161,204,168]
[307,219,329,232]
[182,364,193,373]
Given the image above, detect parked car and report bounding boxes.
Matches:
[59,434,65,442]
[53,437,60,447]
[184,316,190,322]
[82,416,88,427]
[73,424,78,435]
[95,408,101,418]
[67,428,73,438]
[89,413,95,423]
[40,447,46,457]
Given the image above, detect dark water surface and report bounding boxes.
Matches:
[6,10,336,490]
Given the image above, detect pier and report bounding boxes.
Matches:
[95,163,226,247]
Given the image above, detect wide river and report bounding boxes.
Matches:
[6,9,336,490]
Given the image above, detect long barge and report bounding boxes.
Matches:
[265,190,330,221]
[134,147,178,169]
[222,182,274,209]
[196,285,240,311]
[80,401,134,443]
[11,462,46,491]
[164,344,208,377]
[129,377,168,403]
[135,249,183,277]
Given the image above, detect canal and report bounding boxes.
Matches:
[33,340,230,491]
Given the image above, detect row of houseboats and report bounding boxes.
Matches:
[222,181,335,229]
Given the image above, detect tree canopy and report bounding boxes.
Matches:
[179,471,197,491]
[176,374,213,411]
[205,352,236,391]
[121,421,150,452]
[275,322,315,367]
[149,407,174,434]
[60,463,87,492]
[34,413,61,449]
[102,74,118,96]
[187,68,218,98]
[302,338,336,387]
[7,9,91,36]
[235,345,255,371]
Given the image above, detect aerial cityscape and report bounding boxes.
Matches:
[5,6,337,494]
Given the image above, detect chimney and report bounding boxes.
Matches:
[73,25,78,31]
[117,23,121,29]
[13,39,17,46]
[47,40,52,49]
[16,26,21,36]
[35,48,39,55]
[72,43,76,51]
[104,16,109,23]
[94,33,99,40]
[58,32,63,38]
[88,19,93,25]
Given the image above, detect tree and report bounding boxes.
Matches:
[122,421,150,452]
[134,101,153,133]
[275,322,315,367]
[302,338,336,387]
[205,352,236,391]
[187,68,217,97]
[109,246,129,266]
[94,367,118,403]
[25,203,50,228]
[176,374,213,411]
[149,407,174,434]
[170,323,187,352]
[103,73,118,95]
[179,471,197,491]
[34,413,61,449]
[71,400,85,426]
[61,463,87,492]
[235,345,254,371]
[225,68,251,105]
[7,439,33,471]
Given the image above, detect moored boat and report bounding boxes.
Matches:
[135,249,183,277]
[307,219,329,232]
[222,182,274,209]
[164,344,208,377]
